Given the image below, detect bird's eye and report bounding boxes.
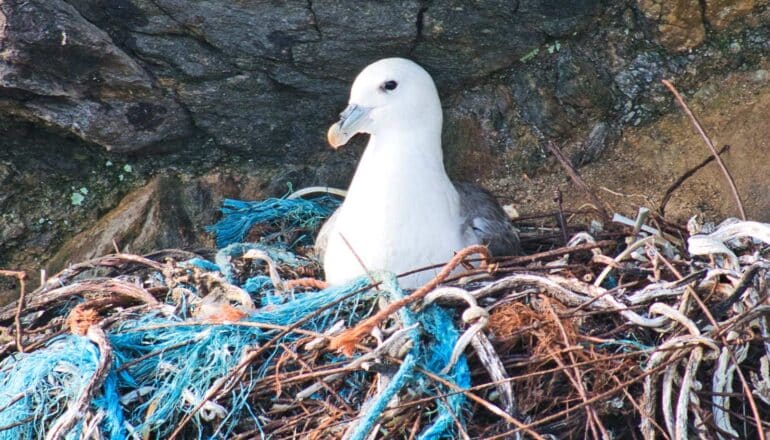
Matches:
[381,80,398,92]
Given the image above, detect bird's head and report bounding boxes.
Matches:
[327,58,442,149]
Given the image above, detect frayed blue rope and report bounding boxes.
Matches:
[107,277,374,439]
[416,304,471,439]
[0,335,125,440]
[347,274,470,440]
[206,197,339,248]
[1,194,473,439]
[180,257,221,273]
[347,274,422,440]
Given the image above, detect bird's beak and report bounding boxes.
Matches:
[327,104,371,149]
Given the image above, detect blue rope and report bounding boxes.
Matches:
[181,257,221,272]
[0,197,473,439]
[346,273,470,440]
[107,277,375,439]
[347,274,421,440]
[206,197,339,248]
[0,335,125,440]
[416,304,471,439]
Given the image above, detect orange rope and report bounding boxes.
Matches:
[284,277,329,290]
[329,245,490,356]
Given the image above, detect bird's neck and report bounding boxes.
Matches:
[365,128,446,175]
[344,128,457,210]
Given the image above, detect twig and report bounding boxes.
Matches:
[0,392,25,414]
[554,189,569,245]
[401,240,616,281]
[0,416,35,433]
[168,347,262,440]
[329,245,490,356]
[544,141,610,221]
[339,233,378,288]
[661,80,746,220]
[611,375,671,440]
[658,145,730,217]
[279,343,354,413]
[0,270,28,353]
[116,339,197,373]
[437,394,471,440]
[45,326,113,440]
[407,415,421,440]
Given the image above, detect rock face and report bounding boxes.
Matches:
[1,0,770,300]
[46,172,272,269]
[636,0,706,52]
[0,0,192,151]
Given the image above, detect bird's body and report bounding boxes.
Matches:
[318,58,518,288]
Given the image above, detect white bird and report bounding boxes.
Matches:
[317,58,519,288]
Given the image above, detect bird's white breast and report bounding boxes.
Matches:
[323,135,465,288]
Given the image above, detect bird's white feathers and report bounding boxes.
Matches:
[320,58,510,288]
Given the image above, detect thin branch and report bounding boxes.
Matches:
[661,79,746,220]
[45,326,113,440]
[330,245,490,356]
[658,144,730,217]
[0,270,27,353]
[544,141,610,221]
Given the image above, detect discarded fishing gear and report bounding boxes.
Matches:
[3,195,770,439]
[0,195,471,439]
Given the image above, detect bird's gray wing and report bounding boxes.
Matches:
[314,207,340,263]
[454,181,520,257]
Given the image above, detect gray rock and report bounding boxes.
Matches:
[414,0,601,85]
[0,0,192,152]
[1,0,770,300]
[571,122,610,167]
[46,174,228,271]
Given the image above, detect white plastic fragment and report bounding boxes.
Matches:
[688,220,770,270]
[713,336,749,440]
[750,356,770,405]
[612,213,660,235]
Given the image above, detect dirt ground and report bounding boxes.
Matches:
[489,61,770,226]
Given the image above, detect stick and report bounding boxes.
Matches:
[339,233,378,288]
[554,189,569,245]
[661,80,746,220]
[0,270,27,353]
[658,144,730,217]
[399,240,616,280]
[45,326,113,440]
[329,245,490,356]
[544,141,610,221]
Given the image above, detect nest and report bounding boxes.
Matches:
[1,194,770,439]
